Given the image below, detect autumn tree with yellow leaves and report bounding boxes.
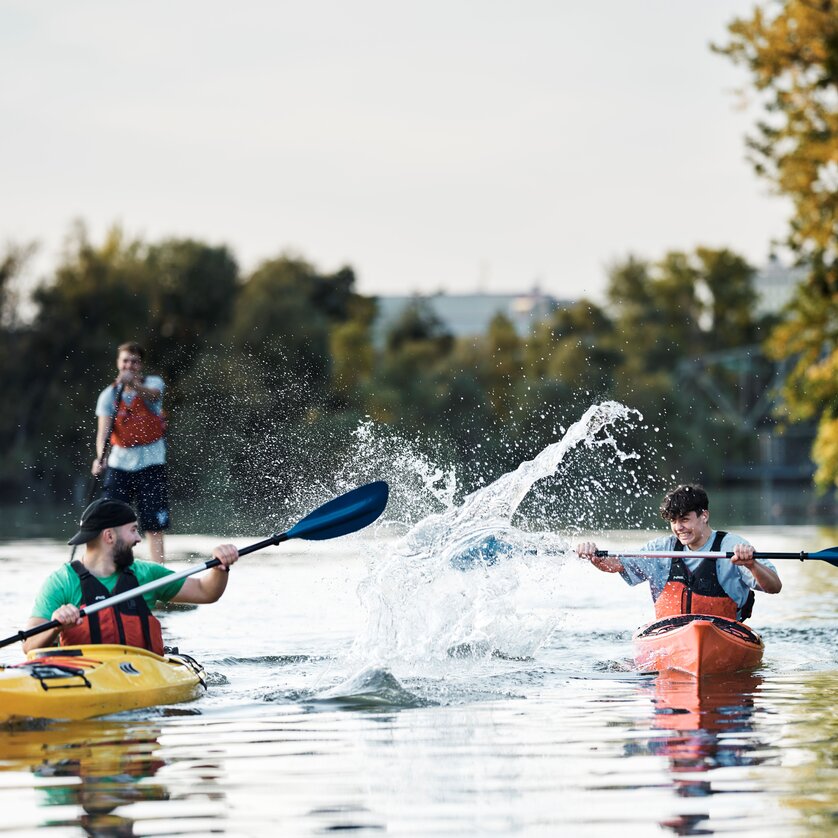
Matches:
[717,0,838,489]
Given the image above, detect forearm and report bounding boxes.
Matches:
[174,567,229,604]
[752,562,782,594]
[198,568,229,602]
[173,545,238,604]
[96,429,107,460]
[95,415,110,460]
[22,618,60,654]
[591,556,625,574]
[576,542,624,574]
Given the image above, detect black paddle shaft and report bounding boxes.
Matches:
[593,547,838,568]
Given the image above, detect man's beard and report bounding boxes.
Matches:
[113,537,135,570]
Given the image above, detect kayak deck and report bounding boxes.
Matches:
[0,644,206,724]
[633,614,764,678]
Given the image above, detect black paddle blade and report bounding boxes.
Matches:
[286,481,389,541]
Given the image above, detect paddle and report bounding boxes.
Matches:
[594,547,838,568]
[71,381,126,560]
[3,480,389,650]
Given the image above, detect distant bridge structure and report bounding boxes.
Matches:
[675,346,815,483]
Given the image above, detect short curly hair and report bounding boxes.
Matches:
[117,342,146,360]
[659,484,709,521]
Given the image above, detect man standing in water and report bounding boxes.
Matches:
[576,484,781,621]
[93,342,169,563]
[23,499,238,654]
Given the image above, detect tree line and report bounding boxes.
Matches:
[0,225,786,516]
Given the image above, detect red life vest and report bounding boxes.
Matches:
[60,561,165,655]
[110,388,167,448]
[653,531,754,620]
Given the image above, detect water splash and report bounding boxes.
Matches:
[313,667,432,709]
[332,419,459,532]
[350,401,641,669]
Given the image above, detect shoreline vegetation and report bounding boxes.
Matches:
[0,229,835,525]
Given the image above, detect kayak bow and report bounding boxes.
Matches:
[633,614,764,679]
[0,644,205,724]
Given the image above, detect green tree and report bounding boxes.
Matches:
[718,0,838,489]
[19,225,155,498]
[602,248,766,478]
[697,247,760,342]
[540,300,617,397]
[144,238,239,380]
[0,242,38,498]
[2,225,246,503]
[217,255,368,501]
[328,295,377,409]
[0,241,37,328]
[228,255,359,398]
[482,312,522,420]
[369,299,455,426]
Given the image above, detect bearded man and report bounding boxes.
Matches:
[23,499,238,654]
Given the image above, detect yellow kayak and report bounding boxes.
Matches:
[0,644,205,723]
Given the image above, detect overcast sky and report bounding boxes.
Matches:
[1,1,790,302]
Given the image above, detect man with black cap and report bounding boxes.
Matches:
[23,498,239,654]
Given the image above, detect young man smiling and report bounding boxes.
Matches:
[576,484,781,621]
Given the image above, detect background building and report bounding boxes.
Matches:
[373,287,568,345]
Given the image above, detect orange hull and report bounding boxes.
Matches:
[633,615,763,679]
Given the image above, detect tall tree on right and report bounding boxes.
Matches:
[717,1,838,490]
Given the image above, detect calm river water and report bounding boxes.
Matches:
[0,525,836,837]
[1,402,836,836]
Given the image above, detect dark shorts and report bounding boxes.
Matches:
[101,465,170,533]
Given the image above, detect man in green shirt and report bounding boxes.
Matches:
[24,498,238,654]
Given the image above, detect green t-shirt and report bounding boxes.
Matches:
[31,561,186,620]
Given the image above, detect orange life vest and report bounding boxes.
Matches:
[110,389,167,448]
[60,561,165,655]
[653,531,753,620]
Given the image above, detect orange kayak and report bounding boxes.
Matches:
[633,614,764,678]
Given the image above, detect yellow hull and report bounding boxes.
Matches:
[0,644,205,723]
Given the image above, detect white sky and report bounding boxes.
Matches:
[0,1,790,302]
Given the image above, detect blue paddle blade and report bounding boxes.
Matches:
[812,547,838,568]
[286,481,389,541]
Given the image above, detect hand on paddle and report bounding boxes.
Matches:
[22,604,83,650]
[51,604,83,629]
[175,544,240,604]
[729,543,755,568]
[211,543,239,571]
[729,544,782,593]
[577,542,624,573]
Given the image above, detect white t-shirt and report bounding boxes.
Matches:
[96,375,166,472]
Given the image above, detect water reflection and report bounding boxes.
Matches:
[0,721,170,836]
[637,672,765,835]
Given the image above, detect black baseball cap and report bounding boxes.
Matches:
[67,499,138,545]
